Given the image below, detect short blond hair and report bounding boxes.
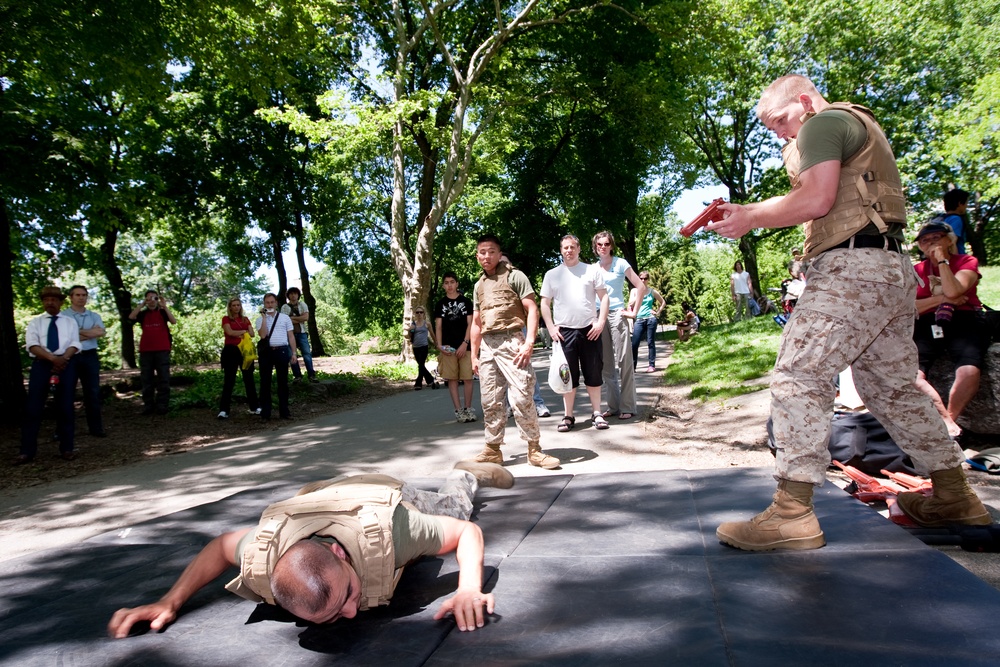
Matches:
[757,74,821,123]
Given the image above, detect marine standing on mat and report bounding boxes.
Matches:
[469,234,560,469]
[708,74,990,551]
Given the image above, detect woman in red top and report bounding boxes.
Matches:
[912,221,989,439]
[219,298,260,419]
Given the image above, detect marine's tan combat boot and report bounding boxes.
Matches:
[527,442,560,470]
[716,480,826,551]
[454,460,515,489]
[896,466,992,527]
[474,444,504,465]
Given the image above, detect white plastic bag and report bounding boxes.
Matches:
[547,341,573,394]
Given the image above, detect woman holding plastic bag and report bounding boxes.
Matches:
[218,297,260,419]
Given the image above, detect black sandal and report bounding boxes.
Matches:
[557,415,575,432]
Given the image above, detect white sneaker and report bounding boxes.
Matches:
[455,409,465,423]
[536,404,551,418]
[217,411,229,419]
[247,408,261,415]
[464,407,477,422]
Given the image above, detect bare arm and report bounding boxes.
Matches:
[107,528,250,638]
[434,316,447,354]
[287,328,297,362]
[470,310,483,375]
[708,160,841,239]
[589,289,609,340]
[539,296,561,342]
[514,296,537,369]
[431,517,492,632]
[159,298,177,325]
[652,289,666,313]
[456,313,473,359]
[623,266,645,316]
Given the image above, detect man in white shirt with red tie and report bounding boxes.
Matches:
[18,286,82,464]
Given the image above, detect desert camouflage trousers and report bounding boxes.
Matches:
[771,247,964,485]
[401,470,478,521]
[479,330,540,448]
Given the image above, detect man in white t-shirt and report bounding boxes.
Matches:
[540,235,610,431]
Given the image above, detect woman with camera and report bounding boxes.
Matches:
[912,221,989,439]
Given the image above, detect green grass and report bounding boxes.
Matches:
[664,317,781,401]
[978,265,1000,309]
[359,361,417,382]
[165,368,364,411]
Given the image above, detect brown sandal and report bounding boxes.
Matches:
[557,416,575,432]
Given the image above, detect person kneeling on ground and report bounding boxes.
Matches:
[108,461,513,638]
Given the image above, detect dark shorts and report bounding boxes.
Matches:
[560,326,603,388]
[914,310,990,374]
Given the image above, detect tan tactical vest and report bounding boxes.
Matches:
[475,264,527,333]
[784,103,907,260]
[224,474,405,611]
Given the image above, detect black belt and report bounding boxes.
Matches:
[829,234,902,253]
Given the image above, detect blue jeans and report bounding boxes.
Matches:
[75,349,104,434]
[22,357,78,457]
[290,332,315,378]
[631,317,657,368]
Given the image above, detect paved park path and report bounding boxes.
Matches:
[0,352,694,563]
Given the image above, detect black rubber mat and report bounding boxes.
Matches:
[3,469,1000,666]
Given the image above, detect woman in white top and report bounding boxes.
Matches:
[254,293,297,421]
[730,261,753,322]
[592,231,644,420]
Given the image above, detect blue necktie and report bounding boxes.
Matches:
[47,315,60,352]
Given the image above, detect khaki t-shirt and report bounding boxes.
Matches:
[235,503,444,570]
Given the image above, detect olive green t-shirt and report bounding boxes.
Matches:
[234,503,444,570]
[796,109,867,174]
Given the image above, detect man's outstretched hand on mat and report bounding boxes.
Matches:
[432,516,495,631]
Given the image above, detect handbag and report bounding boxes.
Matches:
[547,341,573,394]
[238,331,258,370]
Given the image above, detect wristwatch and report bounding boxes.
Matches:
[938,260,949,266]
[463,339,471,345]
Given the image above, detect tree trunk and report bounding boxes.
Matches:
[0,197,26,420]
[99,222,138,369]
[272,231,288,303]
[738,235,761,300]
[969,201,994,266]
[293,211,325,357]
